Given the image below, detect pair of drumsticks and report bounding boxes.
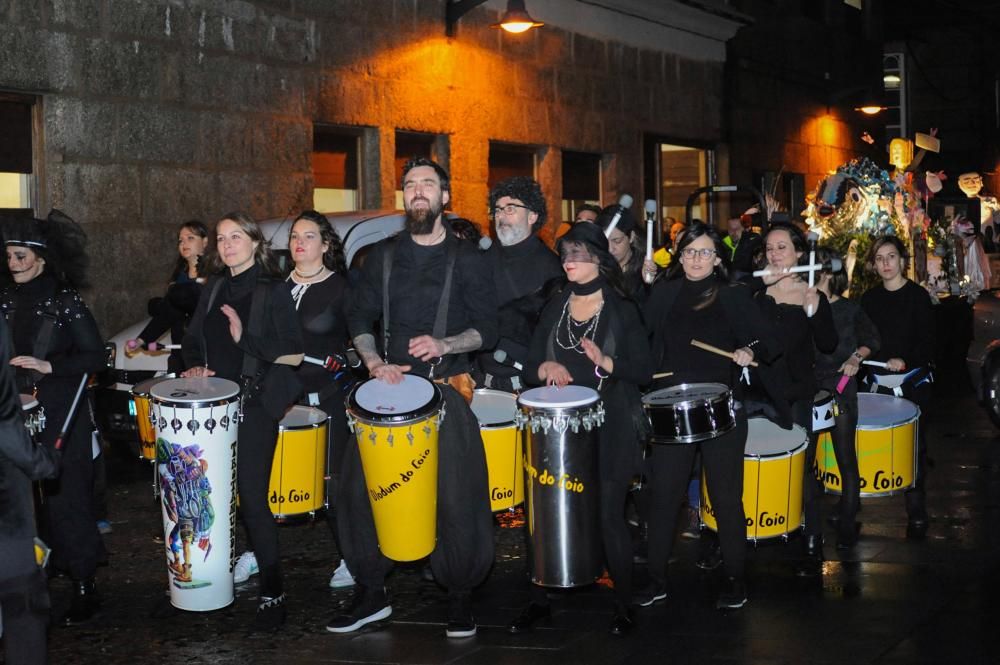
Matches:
[651,339,759,380]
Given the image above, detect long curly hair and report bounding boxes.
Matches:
[205,212,282,277]
[2,209,90,289]
[290,210,347,274]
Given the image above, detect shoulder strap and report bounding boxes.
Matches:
[432,240,459,340]
[381,239,397,361]
[28,297,61,385]
[241,279,272,379]
[200,278,224,370]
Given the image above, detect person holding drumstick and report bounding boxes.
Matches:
[126,220,209,373]
[751,222,837,577]
[638,221,778,611]
[1,211,108,626]
[334,157,497,638]
[814,247,880,549]
[860,235,934,537]
[181,212,303,631]
[507,222,651,636]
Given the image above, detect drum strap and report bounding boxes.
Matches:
[381,239,396,361]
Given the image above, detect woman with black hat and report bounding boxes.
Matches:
[507,222,651,636]
[1,210,108,625]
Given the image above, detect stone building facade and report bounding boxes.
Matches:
[0,0,746,334]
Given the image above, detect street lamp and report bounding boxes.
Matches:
[446,0,543,38]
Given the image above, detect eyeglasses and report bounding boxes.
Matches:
[681,248,716,259]
[492,203,531,218]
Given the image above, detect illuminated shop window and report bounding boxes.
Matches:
[561,151,602,222]
[0,94,36,213]
[312,125,361,212]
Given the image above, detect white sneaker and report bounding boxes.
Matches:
[329,559,356,588]
[234,551,259,584]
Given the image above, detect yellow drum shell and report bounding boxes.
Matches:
[268,406,329,519]
[471,389,524,512]
[702,419,807,541]
[133,375,176,461]
[815,394,919,497]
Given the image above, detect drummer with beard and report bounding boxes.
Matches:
[638,221,778,611]
[506,222,651,636]
[474,176,562,392]
[332,157,497,638]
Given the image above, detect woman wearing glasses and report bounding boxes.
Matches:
[638,222,777,611]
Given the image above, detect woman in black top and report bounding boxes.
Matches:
[752,223,837,575]
[814,247,880,549]
[127,220,208,373]
[639,221,777,611]
[860,235,934,535]
[1,211,107,625]
[182,212,303,631]
[509,222,651,636]
[598,206,657,303]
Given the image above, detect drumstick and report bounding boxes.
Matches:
[690,339,759,368]
[273,353,305,366]
[148,343,181,351]
[54,374,90,451]
[652,372,673,379]
[752,263,823,278]
[862,360,889,369]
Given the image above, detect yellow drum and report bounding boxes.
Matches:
[347,374,443,562]
[702,418,807,542]
[132,375,176,460]
[268,405,329,519]
[470,389,523,512]
[815,393,918,497]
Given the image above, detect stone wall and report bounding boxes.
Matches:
[0,0,725,335]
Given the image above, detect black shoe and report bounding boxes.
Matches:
[62,578,101,626]
[633,581,667,607]
[507,601,551,634]
[326,586,392,633]
[252,594,287,633]
[796,535,824,577]
[609,605,634,636]
[906,518,929,540]
[445,594,476,638]
[696,541,722,571]
[715,576,747,610]
[836,521,860,550]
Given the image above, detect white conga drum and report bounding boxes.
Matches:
[150,377,240,612]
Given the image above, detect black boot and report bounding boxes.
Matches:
[795,535,823,577]
[63,578,100,626]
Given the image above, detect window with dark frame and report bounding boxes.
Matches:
[561,151,602,222]
[312,125,361,212]
[0,93,35,214]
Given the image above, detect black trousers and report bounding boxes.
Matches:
[312,389,350,554]
[646,409,748,581]
[237,404,282,598]
[0,569,49,665]
[814,378,861,529]
[794,398,826,539]
[337,385,494,595]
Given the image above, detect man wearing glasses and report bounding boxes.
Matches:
[474,176,562,392]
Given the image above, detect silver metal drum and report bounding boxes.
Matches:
[642,383,735,444]
[516,385,604,588]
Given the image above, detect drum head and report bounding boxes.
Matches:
[642,383,730,407]
[470,389,518,426]
[518,385,599,409]
[745,418,807,457]
[132,374,177,397]
[19,394,38,410]
[350,374,439,421]
[857,393,919,429]
[149,377,240,403]
[280,405,328,428]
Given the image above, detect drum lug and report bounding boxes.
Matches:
[387,431,394,447]
[706,399,717,431]
[436,402,446,427]
[38,407,46,433]
[553,415,570,435]
[513,411,527,429]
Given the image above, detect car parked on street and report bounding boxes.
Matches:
[95,210,406,444]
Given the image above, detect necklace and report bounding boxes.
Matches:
[294,265,326,279]
[555,298,603,352]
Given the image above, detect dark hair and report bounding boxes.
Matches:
[171,220,208,281]
[665,220,729,282]
[401,156,450,194]
[816,246,847,295]
[575,203,602,219]
[206,212,282,276]
[2,209,90,289]
[865,234,909,275]
[489,176,547,230]
[449,217,484,246]
[556,222,629,299]
[290,210,348,274]
[759,221,808,269]
[597,204,637,236]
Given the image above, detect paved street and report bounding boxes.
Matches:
[41,380,1000,665]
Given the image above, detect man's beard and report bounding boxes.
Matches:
[496,222,530,247]
[405,198,443,235]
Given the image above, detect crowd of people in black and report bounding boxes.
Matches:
[0,157,935,663]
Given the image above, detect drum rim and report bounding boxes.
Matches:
[149,377,240,403]
[641,382,732,408]
[743,438,808,460]
[132,373,179,396]
[347,376,443,424]
[150,396,240,410]
[517,385,600,409]
[649,420,736,445]
[279,413,331,431]
[471,388,518,428]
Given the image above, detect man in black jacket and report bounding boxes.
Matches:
[475,176,562,392]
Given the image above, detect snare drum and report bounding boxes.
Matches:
[643,383,735,444]
[19,394,45,439]
[815,393,918,497]
[347,374,443,562]
[268,406,329,519]
[701,418,807,542]
[150,377,241,612]
[812,389,836,432]
[470,389,523,512]
[132,375,176,461]
[517,385,604,588]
